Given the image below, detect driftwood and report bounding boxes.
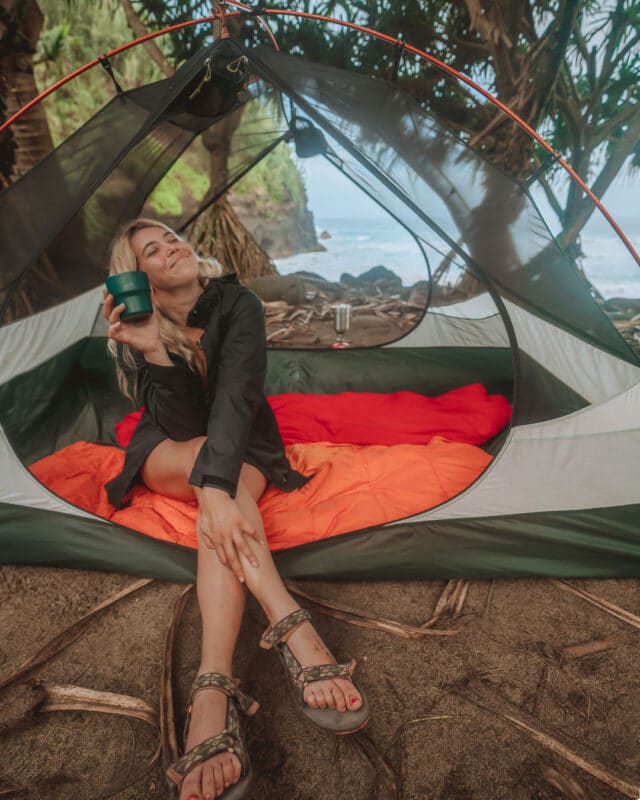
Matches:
[33,682,159,729]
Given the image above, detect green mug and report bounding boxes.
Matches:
[105,271,153,322]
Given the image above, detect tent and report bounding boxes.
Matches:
[1,33,639,582]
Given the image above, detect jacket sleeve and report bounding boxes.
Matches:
[117,344,206,442]
[188,288,266,497]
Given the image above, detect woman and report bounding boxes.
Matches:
[103,219,369,800]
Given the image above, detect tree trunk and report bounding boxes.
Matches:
[186,194,277,282]
[0,0,54,179]
[185,109,277,281]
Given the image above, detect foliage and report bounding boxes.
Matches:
[30,0,640,256]
[147,147,210,217]
[34,0,165,145]
[229,99,306,208]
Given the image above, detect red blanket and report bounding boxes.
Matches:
[115,384,511,448]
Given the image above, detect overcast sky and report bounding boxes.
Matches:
[301,151,639,231]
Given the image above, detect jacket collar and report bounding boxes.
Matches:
[187,273,239,328]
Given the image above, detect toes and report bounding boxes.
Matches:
[315,688,327,708]
[331,684,347,712]
[323,686,336,709]
[212,760,226,797]
[179,769,201,800]
[201,762,215,800]
[305,688,317,707]
[221,755,237,791]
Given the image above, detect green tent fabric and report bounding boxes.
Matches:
[1,39,639,580]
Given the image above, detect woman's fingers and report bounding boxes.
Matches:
[108,302,126,326]
[102,290,114,320]
[223,541,246,583]
[234,531,259,569]
[245,527,264,546]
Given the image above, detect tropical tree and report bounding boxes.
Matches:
[119,0,277,279]
[273,1,640,267]
[0,0,54,180]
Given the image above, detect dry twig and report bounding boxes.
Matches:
[448,678,639,798]
[561,639,615,660]
[0,779,24,796]
[351,732,399,800]
[421,578,470,628]
[548,579,640,631]
[0,578,154,690]
[160,584,194,770]
[33,682,159,730]
[286,581,459,638]
[543,765,589,800]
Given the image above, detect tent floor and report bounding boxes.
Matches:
[1,563,636,799]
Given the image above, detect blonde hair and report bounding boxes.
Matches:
[107,218,224,401]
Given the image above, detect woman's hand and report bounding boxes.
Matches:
[103,289,164,357]
[195,486,262,582]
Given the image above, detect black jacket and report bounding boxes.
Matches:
[105,274,310,509]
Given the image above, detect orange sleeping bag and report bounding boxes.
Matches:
[30,439,491,551]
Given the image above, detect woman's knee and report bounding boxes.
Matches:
[141,436,206,498]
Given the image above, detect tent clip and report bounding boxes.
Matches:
[391,35,406,83]
[98,55,124,94]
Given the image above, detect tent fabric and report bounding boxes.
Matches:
[0,37,639,579]
[28,438,492,551]
[251,46,638,368]
[114,385,512,449]
[405,380,640,522]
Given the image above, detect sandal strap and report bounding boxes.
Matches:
[298,660,354,686]
[260,608,311,649]
[166,731,237,784]
[190,672,259,716]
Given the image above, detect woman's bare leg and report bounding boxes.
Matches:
[142,439,363,800]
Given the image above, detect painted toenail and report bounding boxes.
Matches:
[350,697,358,705]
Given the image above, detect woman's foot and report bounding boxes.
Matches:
[179,682,241,800]
[281,617,364,713]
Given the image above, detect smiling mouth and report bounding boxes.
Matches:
[169,253,188,269]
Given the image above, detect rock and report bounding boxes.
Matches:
[339,272,359,288]
[357,265,402,286]
[319,229,332,240]
[340,265,403,295]
[231,194,325,259]
[601,297,640,317]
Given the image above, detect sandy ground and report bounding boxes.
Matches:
[1,565,639,800]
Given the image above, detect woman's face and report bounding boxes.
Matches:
[129,226,199,291]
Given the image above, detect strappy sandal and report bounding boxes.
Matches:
[166,672,259,799]
[260,608,370,735]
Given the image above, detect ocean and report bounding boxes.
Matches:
[275,215,640,300]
